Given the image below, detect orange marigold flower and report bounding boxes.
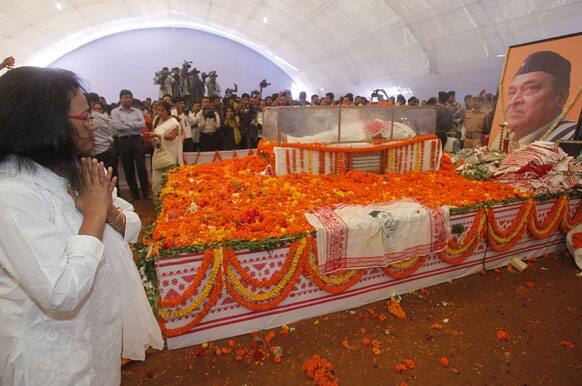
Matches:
[405,359,416,369]
[235,348,246,357]
[394,363,407,373]
[439,357,450,367]
[497,330,509,341]
[526,282,535,289]
[264,331,276,344]
[560,340,575,349]
[341,339,352,349]
[387,299,406,320]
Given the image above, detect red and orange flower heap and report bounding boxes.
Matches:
[152,155,527,250]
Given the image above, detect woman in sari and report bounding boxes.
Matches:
[146,101,183,200]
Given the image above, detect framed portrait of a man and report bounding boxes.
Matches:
[489,32,581,149]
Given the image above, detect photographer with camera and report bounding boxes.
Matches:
[196,96,221,151]
[185,100,202,152]
[238,93,259,149]
[153,67,174,99]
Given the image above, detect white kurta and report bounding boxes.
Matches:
[0,158,162,386]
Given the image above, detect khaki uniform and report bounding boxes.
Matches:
[463,109,487,149]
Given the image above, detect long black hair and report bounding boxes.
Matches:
[0,66,84,190]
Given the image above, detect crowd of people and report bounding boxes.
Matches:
[84,85,498,202]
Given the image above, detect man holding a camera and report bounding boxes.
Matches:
[196,96,221,151]
[239,93,259,149]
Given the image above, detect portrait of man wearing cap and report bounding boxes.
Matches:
[504,50,575,145]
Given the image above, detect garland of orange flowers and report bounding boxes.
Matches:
[307,151,313,173]
[285,149,291,175]
[561,198,582,232]
[382,256,427,279]
[388,148,396,173]
[528,196,567,239]
[438,210,487,264]
[158,248,222,319]
[223,245,297,288]
[487,219,527,252]
[415,141,422,171]
[305,243,364,294]
[212,150,222,162]
[158,248,213,308]
[487,200,533,243]
[318,151,325,174]
[446,210,486,254]
[274,134,437,154]
[292,148,298,173]
[160,267,224,337]
[430,140,437,169]
[224,237,309,311]
[300,149,305,170]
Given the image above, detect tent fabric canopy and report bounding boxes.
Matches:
[1,0,580,97]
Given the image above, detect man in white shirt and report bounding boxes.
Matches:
[111,89,149,201]
[185,101,202,152]
[196,97,221,151]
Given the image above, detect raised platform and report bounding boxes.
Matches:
[154,196,580,349]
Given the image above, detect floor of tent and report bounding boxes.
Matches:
[121,197,582,385]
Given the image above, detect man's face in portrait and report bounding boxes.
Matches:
[505,71,568,138]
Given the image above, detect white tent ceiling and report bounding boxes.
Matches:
[1,0,581,97]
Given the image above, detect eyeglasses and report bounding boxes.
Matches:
[68,114,94,123]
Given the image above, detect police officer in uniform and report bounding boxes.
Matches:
[463,96,488,149]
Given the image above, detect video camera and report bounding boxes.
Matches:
[182,60,193,71]
[202,107,215,119]
[259,79,271,92]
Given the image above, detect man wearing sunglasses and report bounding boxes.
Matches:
[111,89,149,201]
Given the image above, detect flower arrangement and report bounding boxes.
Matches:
[151,154,526,250]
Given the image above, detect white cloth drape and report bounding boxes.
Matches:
[0,158,162,386]
[306,199,450,274]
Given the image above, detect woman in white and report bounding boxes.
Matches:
[146,101,183,201]
[0,67,162,386]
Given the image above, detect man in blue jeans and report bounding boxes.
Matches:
[111,89,150,201]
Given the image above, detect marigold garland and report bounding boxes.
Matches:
[224,237,309,311]
[438,211,487,264]
[224,247,295,289]
[487,219,527,252]
[487,200,532,243]
[528,196,567,238]
[561,198,582,232]
[445,210,487,255]
[159,248,213,308]
[382,256,427,279]
[159,268,224,337]
[305,240,364,293]
[225,239,305,301]
[158,248,222,319]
